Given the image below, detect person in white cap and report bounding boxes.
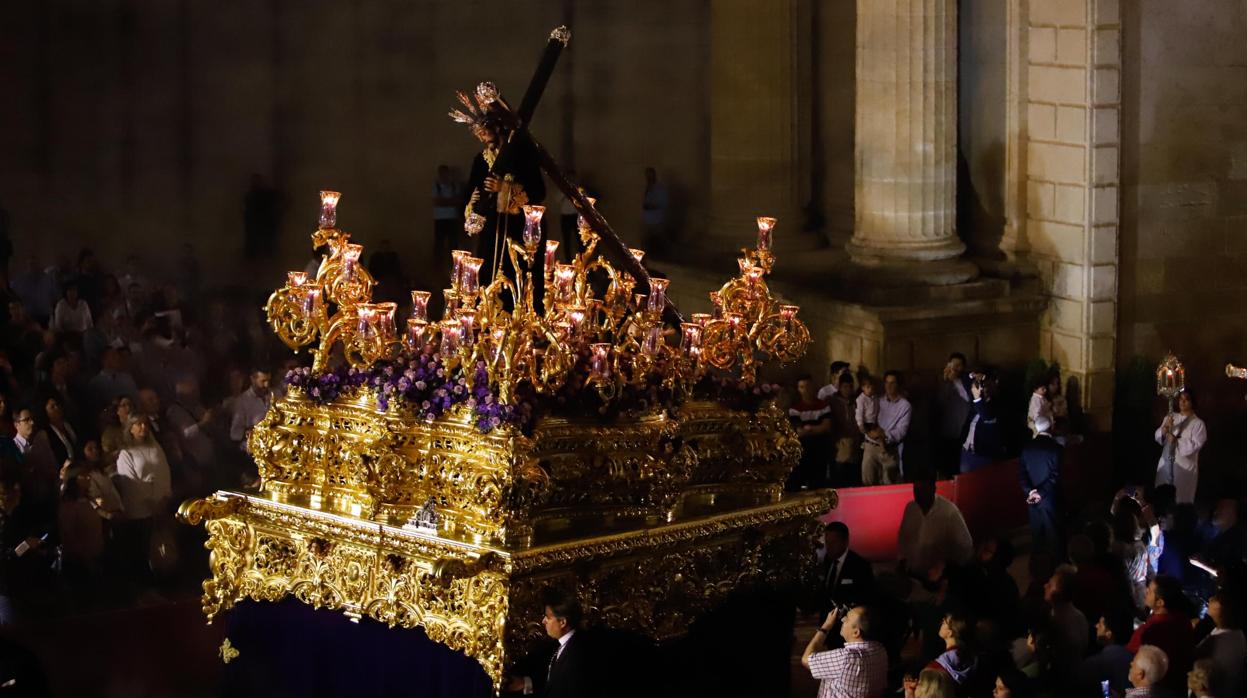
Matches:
[1020,414,1064,556]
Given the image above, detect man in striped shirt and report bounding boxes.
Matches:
[802,606,889,698]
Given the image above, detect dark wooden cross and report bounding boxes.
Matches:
[470,26,684,327]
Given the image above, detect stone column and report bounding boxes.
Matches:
[850,0,976,284]
[705,0,817,255]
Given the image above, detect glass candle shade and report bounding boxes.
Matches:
[376,302,397,339]
[646,278,669,314]
[522,205,545,255]
[681,322,703,355]
[461,257,483,296]
[342,243,363,278]
[451,251,468,291]
[554,264,576,304]
[691,312,711,328]
[457,309,477,346]
[544,240,560,271]
[319,190,341,229]
[300,287,322,317]
[443,289,460,318]
[641,325,663,355]
[726,312,745,334]
[633,294,647,311]
[410,291,431,322]
[287,271,309,287]
[439,319,461,356]
[629,248,646,264]
[756,216,776,251]
[566,305,587,337]
[406,319,428,350]
[356,305,378,339]
[779,304,799,323]
[589,343,612,382]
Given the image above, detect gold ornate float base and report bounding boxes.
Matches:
[180,489,834,689]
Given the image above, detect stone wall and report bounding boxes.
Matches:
[1023,0,1121,430]
[1118,0,1247,413]
[0,0,721,282]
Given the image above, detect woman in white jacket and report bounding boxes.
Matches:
[1155,390,1207,504]
[114,416,172,578]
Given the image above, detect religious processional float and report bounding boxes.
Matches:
[178,26,836,689]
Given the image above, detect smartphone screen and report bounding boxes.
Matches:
[1101,680,1111,698]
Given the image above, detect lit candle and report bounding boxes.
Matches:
[461,257,484,296]
[439,319,461,355]
[301,287,322,317]
[726,312,744,333]
[779,304,799,330]
[544,240,560,271]
[406,319,428,349]
[681,322,703,355]
[356,305,377,338]
[342,243,363,278]
[410,291,431,322]
[451,250,469,290]
[287,271,308,287]
[319,190,341,229]
[642,325,663,355]
[590,343,612,381]
[756,216,776,251]
[646,278,669,314]
[566,305,587,336]
[457,309,476,346]
[443,289,459,318]
[522,205,545,254]
[376,302,397,339]
[554,264,576,303]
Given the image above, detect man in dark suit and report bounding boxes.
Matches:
[506,590,592,698]
[817,521,876,619]
[1020,415,1063,556]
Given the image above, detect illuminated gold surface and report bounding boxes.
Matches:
[185,189,827,692]
[183,489,834,688]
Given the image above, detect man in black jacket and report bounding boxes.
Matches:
[1020,415,1064,556]
[506,590,592,698]
[817,521,876,621]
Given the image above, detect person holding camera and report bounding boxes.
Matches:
[801,605,888,698]
[960,372,1005,473]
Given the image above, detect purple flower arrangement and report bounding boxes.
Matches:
[284,346,519,434]
[284,346,779,435]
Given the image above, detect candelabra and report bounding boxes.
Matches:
[697,217,810,385]
[267,191,808,408]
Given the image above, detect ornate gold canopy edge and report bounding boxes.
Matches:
[180,488,835,690]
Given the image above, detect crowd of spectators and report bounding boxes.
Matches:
[0,247,285,623]
[796,348,1242,697]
